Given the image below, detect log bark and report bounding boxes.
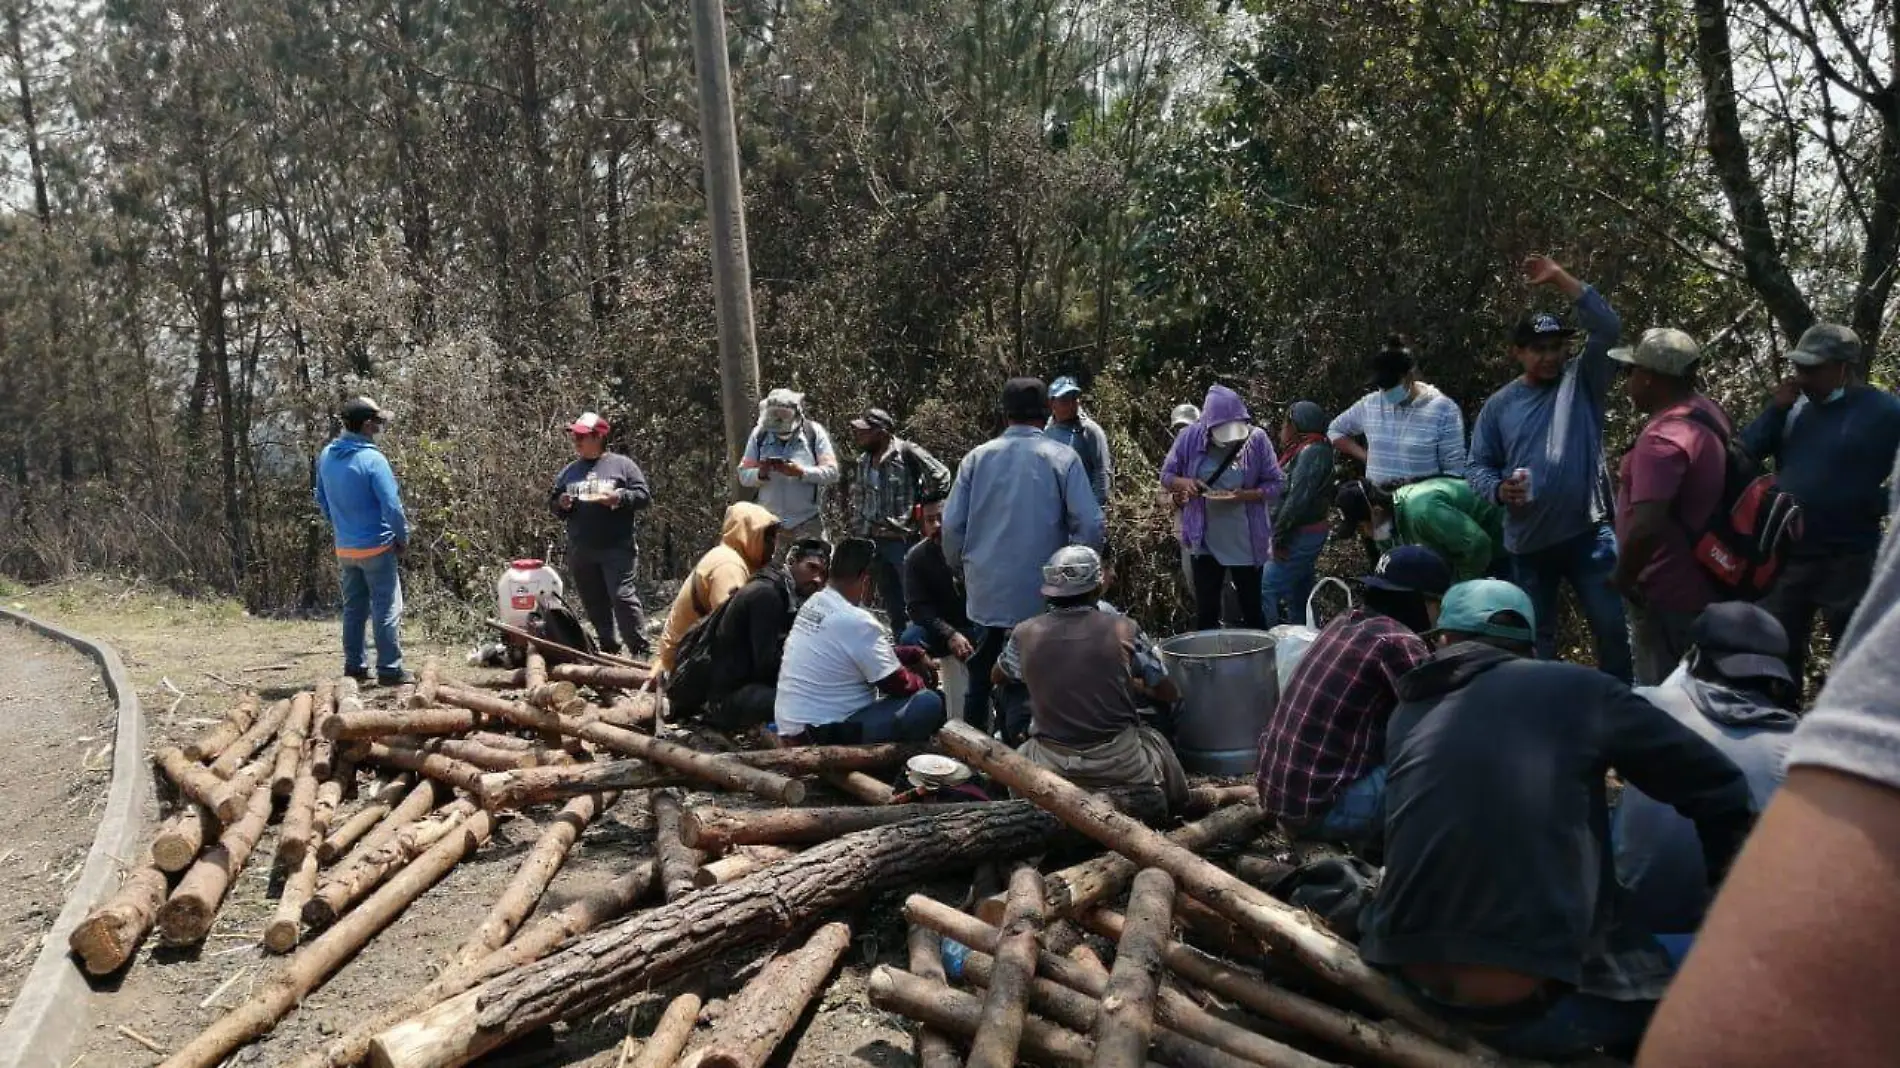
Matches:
[977,802,1264,926]
[627,990,702,1068]
[1082,910,1477,1068]
[183,693,259,762]
[330,779,440,869]
[451,791,607,972]
[360,742,489,796]
[409,658,441,708]
[1093,869,1175,1068]
[905,923,962,1068]
[319,776,416,863]
[279,746,322,869]
[937,721,1466,1048]
[523,651,582,713]
[823,769,895,804]
[968,865,1046,1068]
[210,697,290,777]
[681,802,993,852]
[688,921,853,1068]
[215,755,276,823]
[472,744,907,808]
[867,966,1096,1067]
[156,745,231,812]
[153,804,214,873]
[546,662,652,689]
[1181,784,1256,816]
[693,846,795,888]
[305,799,476,928]
[367,802,1064,1068]
[69,862,168,975]
[266,845,321,953]
[160,782,275,945]
[311,677,346,781]
[596,691,662,728]
[272,691,316,797]
[324,707,485,741]
[436,685,805,804]
[152,811,496,1068]
[653,790,703,902]
[385,735,570,773]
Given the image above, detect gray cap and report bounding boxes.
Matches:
[1170,403,1201,430]
[1609,327,1702,377]
[1787,323,1862,367]
[1040,545,1104,598]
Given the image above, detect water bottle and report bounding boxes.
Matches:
[940,938,971,980]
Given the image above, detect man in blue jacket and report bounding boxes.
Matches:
[1739,323,1900,687]
[314,396,411,685]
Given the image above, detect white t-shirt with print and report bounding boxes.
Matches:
[774,586,900,731]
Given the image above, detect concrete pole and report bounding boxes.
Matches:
[689,0,762,494]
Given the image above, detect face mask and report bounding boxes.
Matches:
[1380,384,1409,405]
[1372,520,1395,543]
[763,408,799,436]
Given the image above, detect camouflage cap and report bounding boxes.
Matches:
[1609,327,1702,377]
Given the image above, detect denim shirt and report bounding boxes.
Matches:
[943,426,1105,627]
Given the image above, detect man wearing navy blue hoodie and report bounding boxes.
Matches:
[315,396,412,685]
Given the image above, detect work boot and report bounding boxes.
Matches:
[376,669,417,687]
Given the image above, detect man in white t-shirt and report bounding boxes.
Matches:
[775,538,947,743]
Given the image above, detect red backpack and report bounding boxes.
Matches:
[1672,406,1804,598]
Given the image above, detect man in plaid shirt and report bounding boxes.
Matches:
[1255,545,1452,851]
[847,407,952,635]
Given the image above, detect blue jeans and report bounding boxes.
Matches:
[339,550,405,677]
[1261,527,1329,627]
[872,537,913,635]
[1483,992,1657,1060]
[849,690,946,743]
[1288,766,1386,852]
[1508,523,1632,682]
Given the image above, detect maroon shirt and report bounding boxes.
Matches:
[1616,395,1730,613]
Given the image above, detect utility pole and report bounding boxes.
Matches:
[689,0,762,495]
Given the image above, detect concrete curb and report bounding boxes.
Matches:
[0,608,151,1068]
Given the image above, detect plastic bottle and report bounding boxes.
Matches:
[940,938,970,979]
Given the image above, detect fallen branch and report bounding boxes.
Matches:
[1093,869,1175,1068]
[628,990,702,1068]
[684,921,853,1068]
[278,745,322,869]
[266,846,321,954]
[1181,784,1256,816]
[867,966,1096,1067]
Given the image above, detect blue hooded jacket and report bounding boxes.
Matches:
[314,432,409,553]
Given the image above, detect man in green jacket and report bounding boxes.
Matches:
[1338,476,1504,584]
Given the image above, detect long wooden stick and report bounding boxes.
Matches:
[823,769,895,804]
[904,923,962,1068]
[359,742,489,796]
[184,693,260,762]
[272,691,316,797]
[266,847,321,953]
[474,744,909,808]
[328,780,440,874]
[1092,869,1175,1068]
[653,790,703,902]
[687,921,853,1068]
[305,800,476,928]
[160,782,275,945]
[969,865,1046,1068]
[319,776,415,863]
[867,966,1096,1067]
[627,991,702,1068]
[210,698,289,777]
[680,802,993,851]
[325,707,486,741]
[278,745,323,868]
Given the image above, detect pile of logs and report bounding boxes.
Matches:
[69,650,1489,1068]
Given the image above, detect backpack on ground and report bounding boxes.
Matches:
[1674,406,1803,599]
[664,595,734,718]
[529,591,598,661]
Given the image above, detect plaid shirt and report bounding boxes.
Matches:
[849,439,952,538]
[1256,609,1429,820]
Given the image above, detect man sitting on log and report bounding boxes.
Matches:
[994,546,1188,809]
[774,537,947,744]
[1359,579,1755,1060]
[702,538,833,731]
[653,501,780,676]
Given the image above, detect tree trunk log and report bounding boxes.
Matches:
[183,693,259,762]
[968,865,1045,1068]
[936,721,1467,1048]
[152,811,496,1068]
[153,804,214,874]
[1093,869,1175,1068]
[360,742,489,796]
[436,685,805,804]
[319,776,416,863]
[681,802,993,852]
[693,846,795,888]
[156,746,230,813]
[324,708,486,741]
[867,966,1096,1067]
[472,744,908,808]
[210,697,290,777]
[272,691,316,797]
[278,745,322,869]
[69,862,168,975]
[367,803,1064,1068]
[160,782,275,945]
[330,779,439,868]
[823,769,895,804]
[384,736,570,773]
[266,845,321,953]
[688,921,852,1068]
[215,755,276,823]
[305,799,476,929]
[654,790,703,902]
[1180,784,1254,817]
[904,923,962,1068]
[410,658,441,708]
[311,678,347,781]
[451,791,607,972]
[546,662,651,689]
[628,990,702,1068]
[596,691,662,728]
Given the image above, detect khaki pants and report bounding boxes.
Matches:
[1019,726,1188,812]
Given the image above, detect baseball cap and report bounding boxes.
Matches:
[1513,312,1581,346]
[340,396,392,423]
[568,411,610,436]
[1787,323,1862,367]
[1362,545,1452,596]
[1431,579,1537,643]
[1609,328,1702,377]
[1170,403,1201,431]
[1002,377,1050,419]
[1691,601,1794,686]
[1210,420,1252,446]
[849,408,896,433]
[1049,375,1084,398]
[1040,545,1104,598]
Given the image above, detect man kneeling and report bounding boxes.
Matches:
[997,546,1188,810]
[774,538,946,744]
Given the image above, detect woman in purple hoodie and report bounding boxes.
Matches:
[1163,385,1285,630]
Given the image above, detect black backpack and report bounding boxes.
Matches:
[663,595,733,718]
[529,591,597,660]
[1673,406,1804,599]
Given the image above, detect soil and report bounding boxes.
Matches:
[0,622,116,1017]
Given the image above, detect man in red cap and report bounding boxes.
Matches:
[550,411,653,655]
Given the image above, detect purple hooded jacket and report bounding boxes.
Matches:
[1162,385,1285,563]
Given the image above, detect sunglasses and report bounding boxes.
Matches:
[1042,560,1099,586]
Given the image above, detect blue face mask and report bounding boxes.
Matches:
[1380,383,1410,405]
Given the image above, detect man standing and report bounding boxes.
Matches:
[1046,375,1113,506]
[1468,254,1632,680]
[846,407,952,635]
[944,377,1104,731]
[1739,323,1900,685]
[1607,330,1733,684]
[1262,401,1335,625]
[314,396,412,685]
[1327,335,1467,488]
[549,412,653,656]
[739,388,840,542]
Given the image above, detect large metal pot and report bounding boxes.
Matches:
[1158,629,1280,776]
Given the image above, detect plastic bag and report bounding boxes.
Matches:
[1270,577,1353,693]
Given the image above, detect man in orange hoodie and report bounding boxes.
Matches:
[654,501,781,673]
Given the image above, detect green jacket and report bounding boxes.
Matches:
[1394,477,1504,583]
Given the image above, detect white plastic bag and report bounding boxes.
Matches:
[1269,577,1354,693]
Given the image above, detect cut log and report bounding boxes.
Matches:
[547,662,652,689]
[311,678,346,781]
[937,721,1468,1048]
[435,685,804,805]
[969,865,1046,1068]
[595,692,662,728]
[1181,784,1255,816]
[319,776,416,863]
[160,782,275,946]
[692,846,795,888]
[823,769,895,804]
[210,698,290,777]
[523,650,582,713]
[215,755,276,823]
[156,746,232,812]
[330,780,440,869]
[1082,910,1477,1068]
[324,708,485,741]
[1173,894,1263,959]
[315,778,344,842]
[1093,869,1175,1068]
[472,744,908,808]
[360,742,488,796]
[905,923,962,1068]
[680,802,992,852]
[272,691,316,797]
[151,811,495,1068]
[377,735,570,774]
[184,693,260,762]
[305,799,476,929]
[687,921,852,1068]
[867,966,1095,1067]
[69,862,168,975]
[450,791,607,972]
[367,802,1065,1068]
[409,658,441,708]
[628,990,703,1068]
[977,801,1263,926]
[277,744,322,869]
[266,846,321,953]
[153,804,215,874]
[465,730,536,751]
[654,790,703,902]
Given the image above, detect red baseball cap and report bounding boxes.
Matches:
[568,411,610,436]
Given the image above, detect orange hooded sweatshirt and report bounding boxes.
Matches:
[655,501,780,671]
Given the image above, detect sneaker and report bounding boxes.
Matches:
[344,668,371,682]
[375,670,417,687]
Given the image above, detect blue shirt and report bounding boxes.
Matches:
[943,426,1105,627]
[314,432,409,552]
[1467,286,1621,555]
[1044,414,1112,504]
[1740,384,1900,554]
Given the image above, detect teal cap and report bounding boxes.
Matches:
[1431,579,1536,643]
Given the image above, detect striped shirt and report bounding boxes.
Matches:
[848,440,952,539]
[1328,384,1467,488]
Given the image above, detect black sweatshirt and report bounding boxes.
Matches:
[904,537,972,644]
[708,564,797,698]
[549,452,651,550]
[1361,643,1754,1000]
